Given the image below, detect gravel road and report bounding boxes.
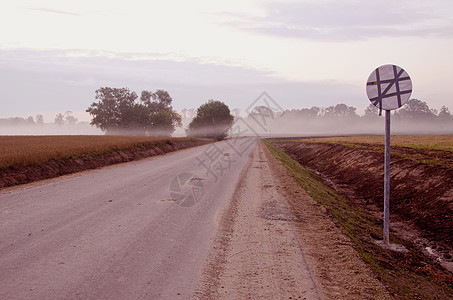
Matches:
[194,141,389,299]
[0,138,256,299]
[194,141,321,299]
[0,138,388,299]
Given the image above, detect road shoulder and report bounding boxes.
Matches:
[263,141,390,299]
[194,141,320,299]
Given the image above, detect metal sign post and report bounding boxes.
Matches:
[384,109,391,245]
[366,64,412,246]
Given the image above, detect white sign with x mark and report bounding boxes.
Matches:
[366,64,412,111]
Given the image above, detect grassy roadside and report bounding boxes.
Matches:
[263,139,453,299]
[0,136,208,170]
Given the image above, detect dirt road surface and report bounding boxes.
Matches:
[1,139,388,299]
[195,142,389,299]
[0,138,257,299]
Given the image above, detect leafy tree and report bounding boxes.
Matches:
[308,106,321,117]
[281,107,320,119]
[54,113,65,125]
[86,87,181,136]
[26,116,35,124]
[149,110,182,136]
[438,105,451,122]
[247,106,275,127]
[35,114,44,124]
[142,90,181,136]
[140,89,173,113]
[65,111,78,125]
[394,99,436,120]
[363,103,380,118]
[86,87,138,132]
[323,103,358,118]
[187,100,234,140]
[248,106,274,118]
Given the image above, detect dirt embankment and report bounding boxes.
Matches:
[275,141,453,258]
[0,139,211,189]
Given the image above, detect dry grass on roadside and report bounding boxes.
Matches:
[0,135,195,169]
[299,135,453,152]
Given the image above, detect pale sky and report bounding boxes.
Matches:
[1,0,453,122]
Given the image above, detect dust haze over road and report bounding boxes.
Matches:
[0,138,258,299]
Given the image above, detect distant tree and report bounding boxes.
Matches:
[280,107,319,120]
[187,100,234,140]
[35,114,44,124]
[87,87,181,136]
[323,103,358,118]
[13,117,27,125]
[309,106,321,117]
[247,106,275,127]
[302,107,320,118]
[65,111,78,125]
[280,109,294,118]
[394,99,436,121]
[363,103,380,118]
[26,116,35,125]
[438,105,451,122]
[55,113,65,125]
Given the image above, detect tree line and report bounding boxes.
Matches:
[259,99,452,122]
[2,86,451,138]
[0,111,78,127]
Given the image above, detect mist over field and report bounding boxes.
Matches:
[0,122,102,136]
[234,116,453,138]
[2,120,450,137]
[1,102,452,137]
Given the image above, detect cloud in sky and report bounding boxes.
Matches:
[27,7,81,16]
[0,48,363,120]
[0,0,452,122]
[221,0,453,41]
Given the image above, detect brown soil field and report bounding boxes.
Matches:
[268,136,453,298]
[0,136,211,189]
